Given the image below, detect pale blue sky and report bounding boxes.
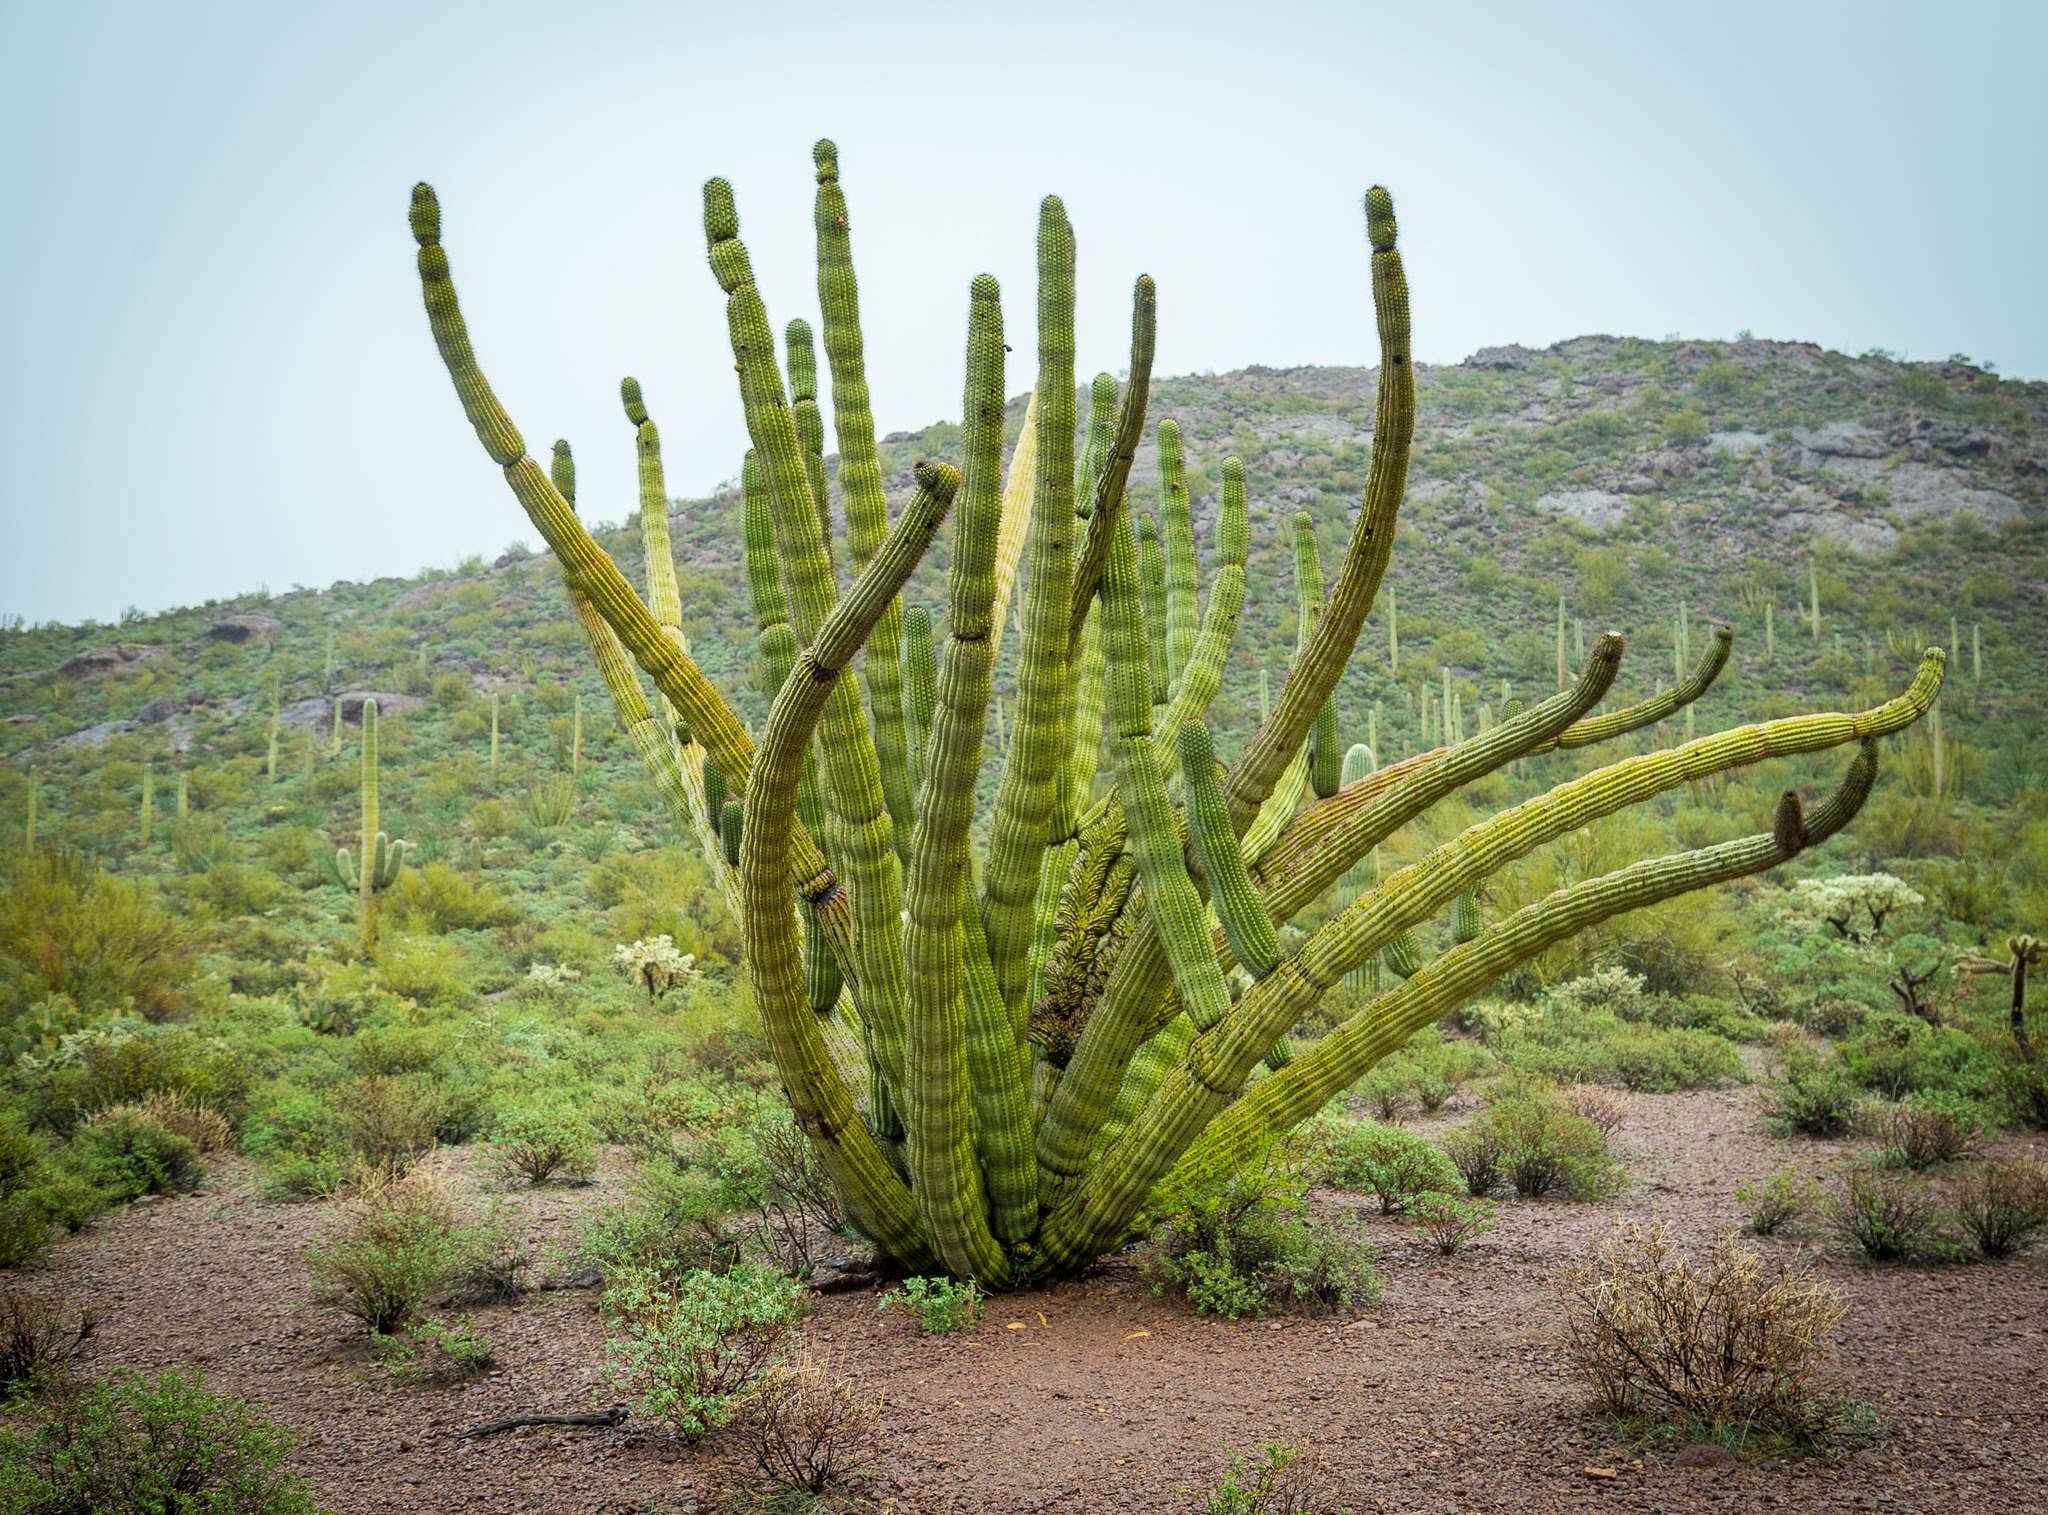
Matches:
[3,1,2041,625]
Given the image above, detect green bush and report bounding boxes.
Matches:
[1832,1169,1950,1262]
[1477,1089,1624,1202]
[375,1314,494,1385]
[1143,1159,1381,1320]
[0,1368,324,1514]
[580,1164,742,1285]
[305,1173,489,1334]
[61,1112,202,1202]
[0,1120,51,1269]
[1838,1013,2002,1103]
[1951,1157,2048,1258]
[1735,1167,1813,1235]
[1439,1123,1506,1198]
[25,1027,250,1136]
[877,1277,984,1335]
[1410,1193,1496,1255]
[1327,1122,1462,1214]
[1870,1091,1986,1169]
[600,1262,806,1441]
[487,1104,598,1187]
[1762,1053,1859,1137]
[0,849,193,1019]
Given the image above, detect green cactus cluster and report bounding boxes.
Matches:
[333,698,408,952]
[408,145,1944,1285]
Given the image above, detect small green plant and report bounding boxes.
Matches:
[305,1172,485,1335]
[63,1111,203,1202]
[1736,1167,1814,1236]
[1832,1168,1949,1262]
[1482,1089,1624,1201]
[600,1262,806,1441]
[375,1314,494,1384]
[0,1368,324,1513]
[1143,1159,1380,1320]
[1762,1055,1859,1137]
[1410,1193,1496,1255]
[1201,1442,1348,1515]
[1870,1091,1984,1169]
[486,1104,598,1187]
[1950,1157,2048,1259]
[878,1275,985,1335]
[1439,1123,1505,1198]
[1327,1122,1461,1214]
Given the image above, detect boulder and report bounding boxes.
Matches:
[1533,489,1629,530]
[206,614,283,644]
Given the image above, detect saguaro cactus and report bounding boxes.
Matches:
[334,697,408,953]
[408,145,1942,1284]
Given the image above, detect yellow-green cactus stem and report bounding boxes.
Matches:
[981,197,1077,1018]
[334,697,408,954]
[1157,419,1199,689]
[1451,890,1482,944]
[721,797,743,866]
[1067,277,1158,656]
[1179,720,1278,979]
[902,605,936,800]
[784,318,835,552]
[411,184,523,465]
[1137,512,1169,706]
[703,759,728,832]
[139,763,153,848]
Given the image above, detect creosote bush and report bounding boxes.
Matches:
[1951,1157,2048,1258]
[1561,1220,1850,1447]
[1201,1442,1349,1515]
[1410,1193,1496,1256]
[304,1171,504,1335]
[486,1103,598,1187]
[0,1291,94,1398]
[1736,1167,1814,1236]
[1832,1168,1948,1262]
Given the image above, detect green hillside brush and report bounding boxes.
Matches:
[334,697,408,953]
[409,147,1943,1285]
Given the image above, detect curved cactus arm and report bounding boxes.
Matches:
[741,458,958,1271]
[1090,1009,1194,1162]
[335,847,359,890]
[961,858,1038,1244]
[1059,602,1107,836]
[1450,889,1481,944]
[742,452,790,635]
[988,389,1042,659]
[900,275,1013,1283]
[759,620,835,953]
[621,380,685,639]
[1225,189,1412,829]
[704,178,910,1070]
[1148,456,1249,768]
[1298,510,1341,801]
[1179,721,1279,979]
[1067,278,1159,656]
[1542,622,1734,753]
[981,198,1078,1017]
[1168,744,1883,1201]
[1158,419,1199,692]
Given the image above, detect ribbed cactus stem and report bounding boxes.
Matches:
[1181,721,1279,978]
[571,694,582,784]
[1972,623,1982,683]
[720,798,742,866]
[330,699,342,759]
[1765,601,1775,662]
[1808,560,1821,638]
[1158,419,1199,689]
[902,605,936,799]
[1137,512,1169,706]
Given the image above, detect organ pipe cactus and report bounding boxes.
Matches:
[334,697,408,953]
[409,144,1943,1285]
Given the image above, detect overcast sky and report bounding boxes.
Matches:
[3,1,2042,626]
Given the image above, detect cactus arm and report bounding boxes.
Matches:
[740,459,957,1271]
[1137,513,1170,707]
[1158,419,1199,691]
[704,178,911,1070]
[1148,457,1248,767]
[813,141,918,859]
[1101,512,1231,1035]
[979,199,1078,1016]
[1224,189,1411,829]
[785,318,837,557]
[900,275,1013,1283]
[901,606,936,800]
[1179,721,1279,978]
[1168,746,1882,1199]
[1066,278,1159,656]
[988,389,1042,657]
[335,848,358,890]
[961,858,1038,1244]
[1543,622,1734,752]
[742,452,790,634]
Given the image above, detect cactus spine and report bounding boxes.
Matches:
[409,152,1939,1286]
[334,697,407,953]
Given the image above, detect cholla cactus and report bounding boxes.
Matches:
[614,935,696,1002]
[409,142,1942,1284]
[334,697,408,953]
[1783,873,1925,944]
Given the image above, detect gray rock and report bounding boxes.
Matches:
[1791,420,1884,458]
[1706,430,1770,457]
[136,697,179,724]
[1533,489,1630,529]
[1465,344,1534,371]
[205,614,283,644]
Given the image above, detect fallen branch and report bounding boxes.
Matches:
[460,1407,629,1439]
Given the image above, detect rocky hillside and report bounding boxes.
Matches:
[3,334,2043,869]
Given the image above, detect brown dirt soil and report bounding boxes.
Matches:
[11,1079,2048,1514]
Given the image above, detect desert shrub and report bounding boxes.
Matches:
[1605,1026,1746,1092]
[1832,1169,1948,1262]
[1439,1123,1506,1198]
[701,1108,848,1277]
[1838,1013,2001,1102]
[0,1120,52,1269]
[1951,1157,2048,1258]
[1564,1085,1629,1136]
[736,1352,882,1502]
[877,1276,984,1335]
[305,1172,488,1334]
[259,1151,351,1205]
[372,934,474,1010]
[1561,1220,1849,1446]
[600,1262,806,1441]
[26,1027,250,1136]
[486,1104,598,1187]
[0,849,192,1018]
[1494,992,1744,1092]
[1410,1193,1496,1255]
[1327,1122,1461,1214]
[94,1091,232,1154]
[1143,1160,1380,1320]
[388,861,518,933]
[580,1164,742,1285]
[64,1111,202,1201]
[2004,1059,2048,1131]
[1544,966,1653,1021]
[0,1368,322,1513]
[1201,1442,1348,1515]
[1736,1167,1814,1236]
[294,960,418,1038]
[339,1075,448,1173]
[1480,1089,1624,1201]
[1869,1091,1985,1169]
[1762,1054,1859,1137]
[374,1315,494,1385]
[0,1292,94,1397]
